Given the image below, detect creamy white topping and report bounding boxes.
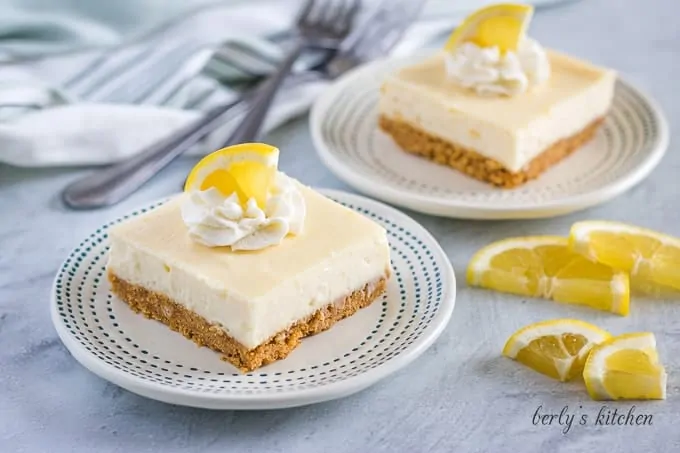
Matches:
[181,172,305,251]
[444,38,551,96]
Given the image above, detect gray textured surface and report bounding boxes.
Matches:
[2,0,680,451]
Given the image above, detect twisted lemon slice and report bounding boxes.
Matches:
[444,3,534,53]
[184,143,278,208]
[583,332,667,400]
[467,236,630,315]
[570,221,680,295]
[503,319,610,381]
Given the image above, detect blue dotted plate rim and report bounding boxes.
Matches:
[50,188,456,409]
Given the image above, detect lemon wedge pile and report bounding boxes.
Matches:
[468,221,680,314]
[444,3,534,53]
[467,236,630,315]
[184,143,279,208]
[570,221,680,295]
[504,320,667,400]
[503,319,610,382]
[471,220,675,399]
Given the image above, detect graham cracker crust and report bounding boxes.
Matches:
[108,271,387,372]
[379,115,604,188]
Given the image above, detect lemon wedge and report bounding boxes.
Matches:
[583,332,667,400]
[570,221,680,295]
[184,143,279,208]
[467,236,630,315]
[444,3,534,53]
[503,319,611,381]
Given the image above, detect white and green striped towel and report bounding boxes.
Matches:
[0,0,469,167]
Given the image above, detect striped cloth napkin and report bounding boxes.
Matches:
[0,0,458,167]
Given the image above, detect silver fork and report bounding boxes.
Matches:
[62,0,358,209]
[225,0,358,144]
[212,0,426,141]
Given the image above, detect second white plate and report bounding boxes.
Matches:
[310,54,669,220]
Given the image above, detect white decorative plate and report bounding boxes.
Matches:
[51,189,456,410]
[310,55,669,220]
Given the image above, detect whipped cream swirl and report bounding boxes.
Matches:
[444,38,550,96]
[181,173,305,251]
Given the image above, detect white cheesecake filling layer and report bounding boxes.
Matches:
[379,51,616,173]
[108,234,390,350]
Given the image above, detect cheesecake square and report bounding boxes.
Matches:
[107,183,391,372]
[379,50,617,188]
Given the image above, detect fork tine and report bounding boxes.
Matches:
[319,0,341,30]
[342,0,426,58]
[337,0,391,51]
[295,0,317,26]
[308,0,336,30]
[335,0,359,35]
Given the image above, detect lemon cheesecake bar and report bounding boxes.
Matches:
[379,3,617,188]
[107,144,391,372]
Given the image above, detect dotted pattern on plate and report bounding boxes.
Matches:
[53,195,447,396]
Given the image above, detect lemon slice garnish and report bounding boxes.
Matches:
[570,221,680,295]
[467,236,630,315]
[503,319,611,381]
[184,143,279,208]
[583,333,667,400]
[445,3,534,53]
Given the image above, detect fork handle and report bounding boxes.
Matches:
[223,41,305,144]
[61,68,328,210]
[61,97,245,210]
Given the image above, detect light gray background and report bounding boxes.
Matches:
[2,0,680,451]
